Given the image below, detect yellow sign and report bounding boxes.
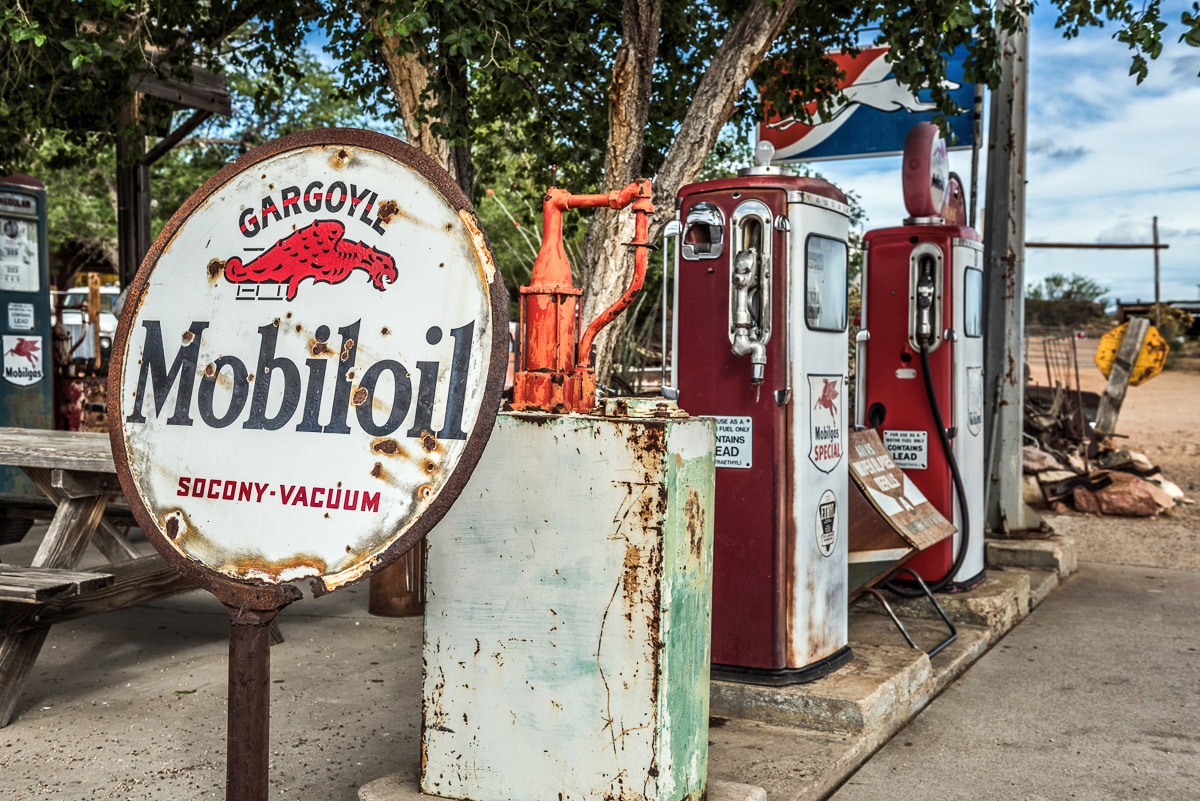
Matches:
[1095,321,1169,387]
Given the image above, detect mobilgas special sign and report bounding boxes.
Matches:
[110,129,508,597]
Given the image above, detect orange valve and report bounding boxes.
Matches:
[511,178,655,413]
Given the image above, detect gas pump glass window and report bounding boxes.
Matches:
[681,202,725,260]
[804,235,848,331]
[964,267,983,337]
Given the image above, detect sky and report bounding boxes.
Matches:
[803,3,1200,306]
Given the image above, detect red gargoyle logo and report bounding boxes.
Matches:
[814,378,839,419]
[224,220,397,301]
[5,338,40,365]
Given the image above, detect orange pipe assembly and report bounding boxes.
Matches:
[511,178,655,413]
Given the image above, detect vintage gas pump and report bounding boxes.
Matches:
[856,123,985,591]
[416,179,716,801]
[0,175,53,506]
[668,143,853,683]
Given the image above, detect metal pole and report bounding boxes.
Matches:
[970,82,984,230]
[225,608,276,801]
[982,0,1039,535]
[1153,216,1161,329]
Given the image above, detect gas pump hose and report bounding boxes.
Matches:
[885,344,971,596]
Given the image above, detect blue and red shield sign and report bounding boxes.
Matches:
[760,44,976,162]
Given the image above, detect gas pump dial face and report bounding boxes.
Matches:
[901,123,949,219]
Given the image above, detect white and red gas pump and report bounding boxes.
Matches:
[856,123,986,592]
[667,144,853,683]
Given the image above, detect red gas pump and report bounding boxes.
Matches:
[669,148,853,683]
[856,124,985,591]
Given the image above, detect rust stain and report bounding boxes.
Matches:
[330,148,351,168]
[457,209,498,283]
[376,199,402,225]
[420,432,440,453]
[371,438,408,458]
[165,512,183,540]
[622,542,641,602]
[181,330,196,345]
[423,460,437,475]
[204,362,216,379]
[416,483,433,501]
[380,326,391,336]
[370,461,384,478]
[341,338,356,362]
[352,387,369,406]
[220,553,329,581]
[206,258,225,281]
[685,489,705,560]
[310,339,331,357]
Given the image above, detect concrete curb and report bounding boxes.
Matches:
[986,534,1079,578]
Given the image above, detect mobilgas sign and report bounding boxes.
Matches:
[110,129,507,596]
[759,44,976,162]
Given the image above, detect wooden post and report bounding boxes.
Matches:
[1095,317,1151,437]
[1153,217,1161,329]
[982,0,1039,534]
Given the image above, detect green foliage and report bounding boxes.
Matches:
[1027,272,1108,303]
[29,46,383,284]
[1150,303,1194,343]
[0,0,317,172]
[1025,272,1109,328]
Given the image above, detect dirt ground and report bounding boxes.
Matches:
[1024,334,1200,571]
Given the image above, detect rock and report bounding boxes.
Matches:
[1023,446,1062,473]
[1145,472,1186,500]
[1038,470,1079,486]
[1072,486,1101,514]
[1128,451,1157,472]
[1050,501,1072,514]
[1139,478,1175,510]
[1093,471,1160,517]
[1065,452,1089,473]
[1095,449,1132,470]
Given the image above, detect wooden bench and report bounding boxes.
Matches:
[0,427,197,726]
[0,564,114,603]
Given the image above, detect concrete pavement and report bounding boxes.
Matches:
[830,562,1200,801]
[1,522,1192,801]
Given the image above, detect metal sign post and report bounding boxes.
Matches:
[107,129,508,801]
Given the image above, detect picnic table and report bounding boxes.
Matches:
[0,426,196,726]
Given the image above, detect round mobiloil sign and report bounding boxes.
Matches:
[109,129,508,599]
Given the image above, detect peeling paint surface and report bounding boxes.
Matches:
[421,412,714,801]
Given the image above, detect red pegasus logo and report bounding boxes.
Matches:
[814,378,839,419]
[5,337,40,365]
[224,220,397,301]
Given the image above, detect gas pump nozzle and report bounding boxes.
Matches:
[915,255,937,347]
[730,248,767,384]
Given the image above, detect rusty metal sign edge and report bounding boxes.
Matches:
[107,128,509,609]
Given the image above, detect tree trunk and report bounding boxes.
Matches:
[580,0,662,388]
[370,16,473,198]
[583,0,799,385]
